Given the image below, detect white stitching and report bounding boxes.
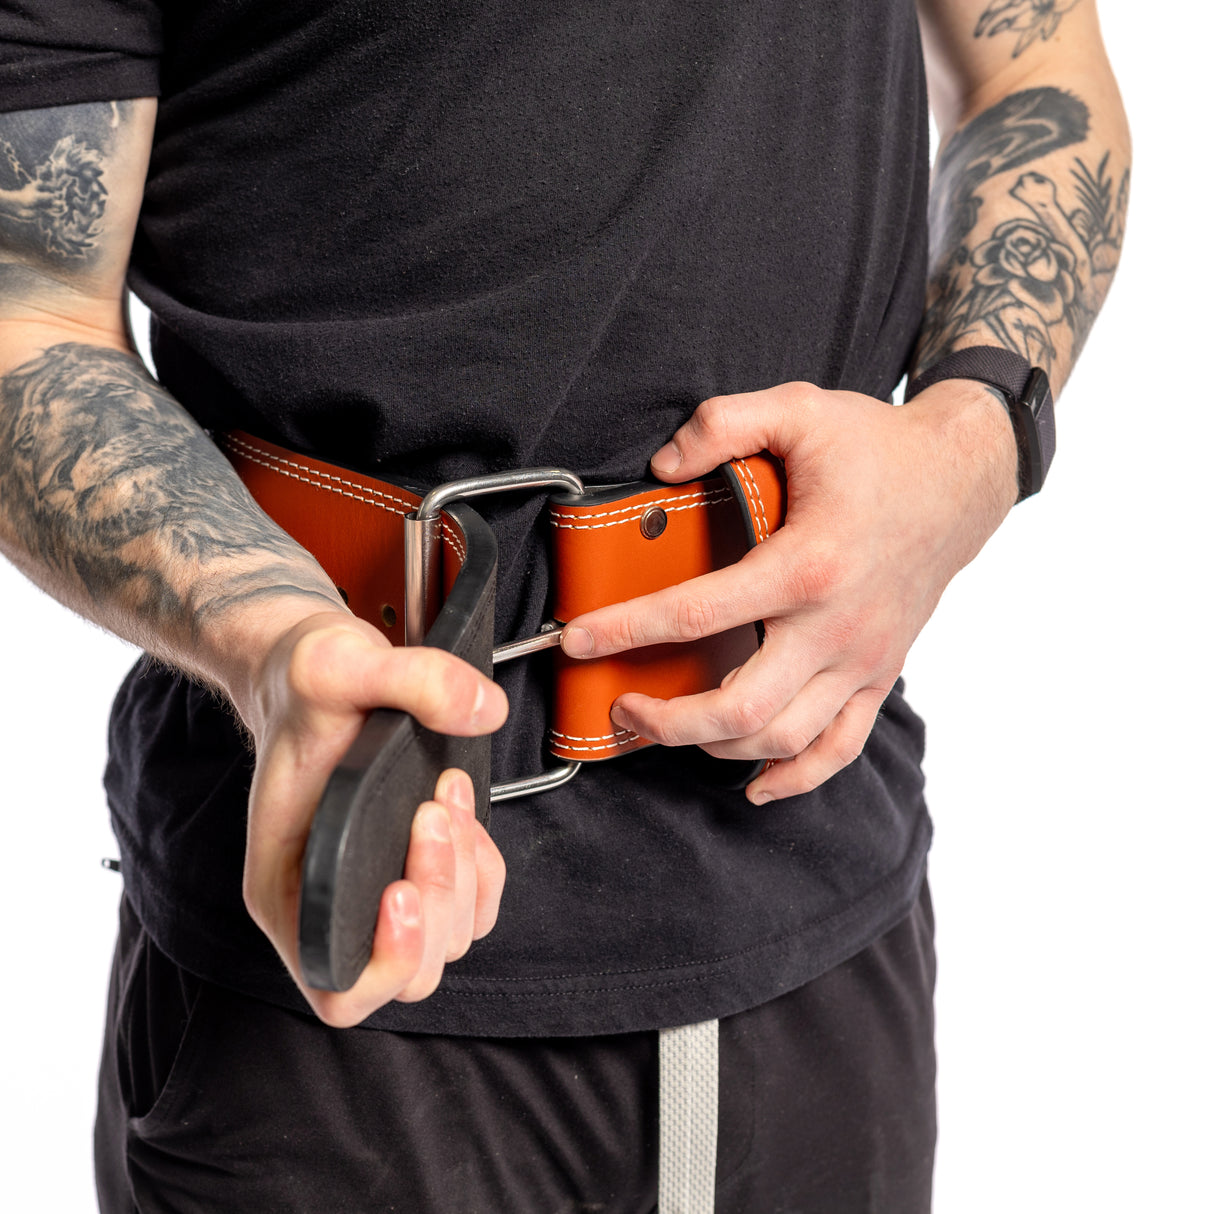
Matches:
[748,460,771,541]
[549,727,638,742]
[550,486,725,522]
[550,487,731,525]
[550,489,733,531]
[223,434,466,561]
[226,443,410,516]
[224,434,415,514]
[442,525,466,564]
[735,459,757,539]
[735,458,769,542]
[547,730,643,753]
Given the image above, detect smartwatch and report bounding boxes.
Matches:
[904,347,1056,502]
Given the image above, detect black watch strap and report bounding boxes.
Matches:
[904,347,1056,502]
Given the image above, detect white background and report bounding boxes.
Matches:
[0,4,1208,1208]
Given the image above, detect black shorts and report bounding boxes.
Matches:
[96,882,935,1213]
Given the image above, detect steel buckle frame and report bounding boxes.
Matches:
[401,467,587,805]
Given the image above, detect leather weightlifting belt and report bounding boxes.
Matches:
[221,432,787,991]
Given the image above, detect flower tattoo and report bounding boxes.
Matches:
[974,0,1081,60]
[972,219,1077,325]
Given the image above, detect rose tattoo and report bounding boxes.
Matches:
[973,219,1077,325]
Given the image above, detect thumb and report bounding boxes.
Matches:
[277,618,507,738]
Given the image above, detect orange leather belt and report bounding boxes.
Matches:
[224,431,787,769]
[220,430,787,990]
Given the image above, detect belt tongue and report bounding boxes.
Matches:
[491,623,565,665]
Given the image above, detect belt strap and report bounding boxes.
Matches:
[545,463,784,763]
[659,1020,720,1214]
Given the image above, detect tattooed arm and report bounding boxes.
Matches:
[0,100,506,1026]
[561,2,1128,801]
[915,0,1130,381]
[0,104,356,664]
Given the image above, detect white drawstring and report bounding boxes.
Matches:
[658,1020,720,1213]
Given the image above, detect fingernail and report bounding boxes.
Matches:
[609,704,633,731]
[470,681,486,726]
[652,442,682,475]
[748,790,773,806]
[562,627,594,658]
[448,772,474,816]
[421,804,451,842]
[393,886,421,928]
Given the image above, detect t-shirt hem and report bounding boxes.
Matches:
[0,54,160,114]
[126,810,932,1039]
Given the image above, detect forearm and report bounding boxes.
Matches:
[0,98,352,724]
[0,329,349,721]
[914,0,1131,385]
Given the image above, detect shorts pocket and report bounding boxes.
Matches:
[113,912,211,1133]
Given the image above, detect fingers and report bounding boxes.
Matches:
[304,768,506,1027]
[383,778,498,1003]
[307,839,443,1028]
[432,767,505,958]
[305,808,447,1028]
[471,827,507,940]
[650,381,819,481]
[562,529,824,659]
[603,627,820,749]
[395,800,459,999]
[745,687,888,803]
[609,643,891,804]
[611,665,860,760]
[578,379,962,809]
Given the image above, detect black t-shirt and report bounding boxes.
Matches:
[1,0,933,1035]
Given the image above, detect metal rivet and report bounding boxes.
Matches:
[640,507,667,540]
[381,604,398,629]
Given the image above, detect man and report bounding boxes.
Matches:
[0,1,1127,1209]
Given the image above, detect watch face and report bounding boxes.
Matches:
[1011,396,1044,499]
[1022,367,1052,423]
[1020,367,1056,496]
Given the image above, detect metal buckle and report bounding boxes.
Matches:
[490,622,582,802]
[401,468,586,804]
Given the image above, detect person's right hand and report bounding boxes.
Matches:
[239,611,509,1028]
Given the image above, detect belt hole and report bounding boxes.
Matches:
[640,507,667,539]
[380,604,398,629]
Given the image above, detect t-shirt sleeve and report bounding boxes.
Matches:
[0,0,162,114]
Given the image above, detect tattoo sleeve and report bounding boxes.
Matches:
[0,103,344,665]
[0,343,343,638]
[913,84,1130,383]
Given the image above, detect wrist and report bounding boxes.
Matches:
[903,377,1021,531]
[202,598,376,740]
[906,347,1056,501]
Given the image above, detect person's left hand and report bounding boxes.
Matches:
[560,378,1020,802]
